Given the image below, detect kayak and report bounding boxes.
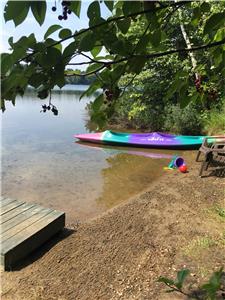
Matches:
[74,130,207,150]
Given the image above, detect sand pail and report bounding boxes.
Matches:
[174,157,185,168]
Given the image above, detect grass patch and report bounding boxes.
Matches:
[183,237,216,258]
[209,205,225,222]
[203,105,225,135]
[215,206,225,219]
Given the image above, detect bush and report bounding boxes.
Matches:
[203,102,225,135]
[164,104,203,135]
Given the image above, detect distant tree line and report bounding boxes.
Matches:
[65,69,95,85]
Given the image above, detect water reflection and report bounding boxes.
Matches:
[2,86,181,222]
[75,142,180,209]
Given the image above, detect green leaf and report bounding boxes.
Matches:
[91,45,102,58]
[92,94,104,112]
[11,47,27,62]
[201,2,211,13]
[54,63,65,88]
[214,28,225,42]
[91,110,107,129]
[63,41,78,59]
[4,1,30,26]
[150,30,161,48]
[128,57,146,74]
[53,43,62,52]
[135,34,151,53]
[143,1,156,22]
[44,25,62,40]
[46,47,62,67]
[59,29,72,40]
[33,42,46,52]
[87,63,104,73]
[122,1,141,16]
[104,1,114,12]
[45,38,57,47]
[87,1,101,26]
[29,73,47,88]
[87,1,101,19]
[191,7,201,26]
[80,80,101,99]
[70,1,81,17]
[175,269,190,289]
[111,64,125,81]
[8,36,13,48]
[158,277,175,286]
[30,1,46,26]
[79,32,96,52]
[204,12,225,35]
[1,53,13,75]
[116,18,131,34]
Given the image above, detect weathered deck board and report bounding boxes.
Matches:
[1,205,45,234]
[1,203,37,224]
[1,198,17,207]
[1,200,25,215]
[0,197,65,271]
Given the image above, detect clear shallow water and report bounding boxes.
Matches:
[2,86,182,222]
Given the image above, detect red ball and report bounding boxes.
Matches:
[179,164,187,173]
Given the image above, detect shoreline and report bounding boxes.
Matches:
[2,152,225,300]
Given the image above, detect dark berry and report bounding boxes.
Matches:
[62,1,67,6]
[63,15,68,20]
[68,9,71,14]
[52,6,57,12]
[58,15,63,20]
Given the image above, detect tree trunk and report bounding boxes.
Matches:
[176,1,199,80]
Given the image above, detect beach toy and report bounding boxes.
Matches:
[179,164,188,173]
[167,155,187,173]
[168,155,184,169]
[174,156,185,168]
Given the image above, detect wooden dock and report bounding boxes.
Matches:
[0,197,65,271]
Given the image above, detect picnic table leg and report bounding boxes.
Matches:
[196,150,201,162]
[199,152,211,177]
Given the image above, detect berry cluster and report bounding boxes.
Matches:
[194,76,202,93]
[52,1,72,21]
[40,103,58,116]
[104,90,113,106]
[208,89,218,100]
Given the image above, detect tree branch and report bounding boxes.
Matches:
[65,65,105,77]
[142,38,225,60]
[65,38,225,73]
[18,1,190,64]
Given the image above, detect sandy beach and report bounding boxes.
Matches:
[1,152,225,300]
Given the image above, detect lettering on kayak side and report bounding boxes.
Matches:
[139,137,166,142]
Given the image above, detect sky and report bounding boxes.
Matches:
[0,1,110,69]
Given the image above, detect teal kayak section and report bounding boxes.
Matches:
[102,130,130,144]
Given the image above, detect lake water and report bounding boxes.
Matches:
[1,85,181,222]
